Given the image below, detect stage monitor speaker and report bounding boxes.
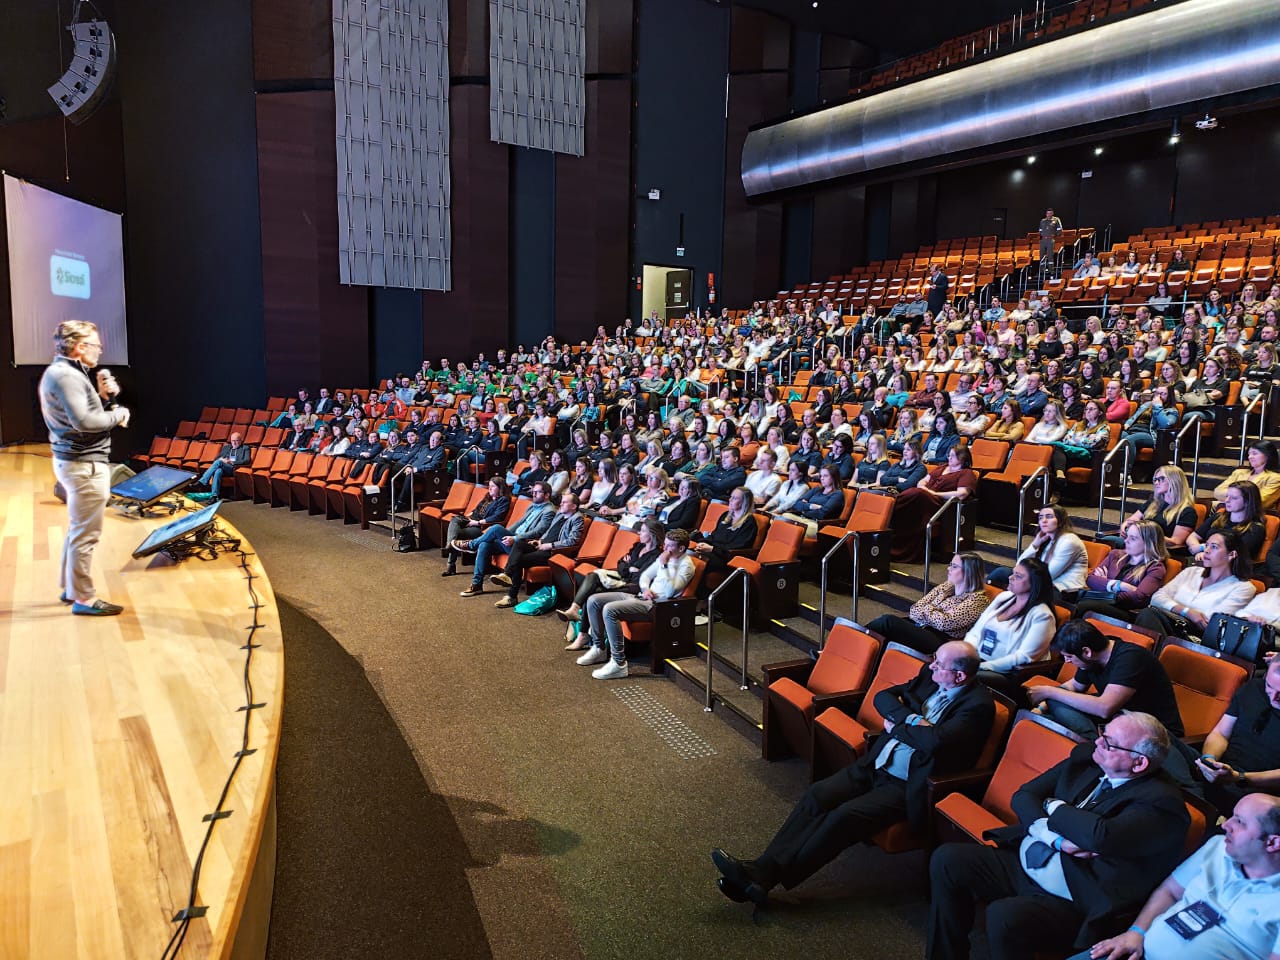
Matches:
[47,17,116,125]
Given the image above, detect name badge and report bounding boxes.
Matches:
[980,627,998,658]
[1163,900,1223,940]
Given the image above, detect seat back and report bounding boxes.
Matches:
[968,438,1011,473]
[854,643,930,733]
[973,694,1017,771]
[439,480,473,513]
[268,450,295,473]
[1082,539,1111,572]
[597,528,639,570]
[1162,557,1184,583]
[462,485,488,513]
[847,491,894,532]
[699,501,729,534]
[980,712,1079,825]
[748,513,770,553]
[808,620,882,695]
[1002,443,1053,476]
[505,497,533,528]
[1081,612,1159,651]
[575,517,616,561]
[1158,640,1251,740]
[247,447,275,470]
[287,452,314,477]
[1256,514,1280,563]
[306,456,332,480]
[756,519,805,565]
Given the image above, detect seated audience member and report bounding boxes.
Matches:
[192,431,250,499]
[490,492,586,607]
[1184,480,1266,560]
[851,432,891,487]
[953,393,993,438]
[962,558,1056,700]
[788,429,824,477]
[590,463,641,520]
[314,422,351,458]
[688,487,757,583]
[890,446,978,563]
[1029,620,1186,748]
[1213,440,1280,512]
[657,476,702,532]
[711,641,994,906]
[442,478,512,575]
[342,426,382,479]
[820,434,856,484]
[985,399,1026,443]
[565,457,594,501]
[559,518,664,649]
[743,448,782,504]
[874,439,925,495]
[987,506,1088,597]
[620,468,670,528]
[1049,400,1110,481]
[921,412,961,466]
[1015,372,1050,418]
[1116,384,1181,467]
[510,449,550,497]
[1069,792,1280,960]
[1074,520,1169,622]
[586,458,620,509]
[1103,465,1197,551]
[1136,530,1256,639]
[281,419,313,452]
[775,465,844,538]
[867,552,990,654]
[1191,657,1280,818]
[455,482,556,597]
[928,712,1190,960]
[575,528,695,680]
[1025,400,1069,445]
[764,461,810,515]
[702,446,748,500]
[886,408,923,455]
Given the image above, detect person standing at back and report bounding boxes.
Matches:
[39,320,131,616]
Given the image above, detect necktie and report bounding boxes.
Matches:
[1079,778,1113,810]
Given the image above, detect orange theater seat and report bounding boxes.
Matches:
[617,558,706,674]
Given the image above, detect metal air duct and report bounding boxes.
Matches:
[741,0,1280,196]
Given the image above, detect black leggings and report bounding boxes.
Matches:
[865,614,949,655]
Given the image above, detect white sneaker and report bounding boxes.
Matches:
[694,614,710,627]
[576,646,609,666]
[592,659,629,680]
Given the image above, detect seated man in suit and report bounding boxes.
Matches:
[711,641,994,905]
[491,492,585,608]
[1069,791,1280,960]
[928,711,1190,960]
[191,431,250,500]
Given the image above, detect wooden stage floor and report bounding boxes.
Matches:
[0,446,283,960]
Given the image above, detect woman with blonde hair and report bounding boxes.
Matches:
[1075,520,1168,622]
[1106,464,1197,550]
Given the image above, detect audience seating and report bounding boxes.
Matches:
[617,557,707,674]
[761,620,883,761]
[1157,638,1252,747]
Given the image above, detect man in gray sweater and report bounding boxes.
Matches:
[38,320,131,616]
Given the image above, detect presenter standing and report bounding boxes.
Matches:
[39,320,130,616]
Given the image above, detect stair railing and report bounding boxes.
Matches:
[818,530,859,646]
[1239,393,1265,465]
[1095,442,1131,536]
[1172,415,1205,496]
[1015,467,1051,557]
[921,497,963,592]
[703,567,751,711]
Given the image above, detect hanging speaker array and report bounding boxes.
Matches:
[47,15,116,124]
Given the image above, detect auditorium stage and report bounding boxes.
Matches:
[0,446,283,960]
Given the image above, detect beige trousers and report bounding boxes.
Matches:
[52,458,111,603]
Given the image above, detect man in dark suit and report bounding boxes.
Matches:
[711,641,994,905]
[927,262,949,317]
[928,711,1190,960]
[192,431,251,499]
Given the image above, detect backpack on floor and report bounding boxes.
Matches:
[513,585,557,616]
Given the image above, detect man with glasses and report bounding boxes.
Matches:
[710,641,994,906]
[929,711,1189,960]
[39,320,132,616]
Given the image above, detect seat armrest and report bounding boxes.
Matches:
[810,689,869,715]
[761,658,814,686]
[927,769,996,805]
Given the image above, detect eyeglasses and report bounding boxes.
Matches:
[1096,731,1145,757]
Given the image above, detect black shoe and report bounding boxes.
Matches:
[441,566,457,577]
[711,849,769,905]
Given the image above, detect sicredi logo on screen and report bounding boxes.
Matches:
[50,252,91,299]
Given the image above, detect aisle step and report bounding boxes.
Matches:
[663,657,762,745]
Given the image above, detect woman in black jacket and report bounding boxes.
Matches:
[559,518,665,648]
[689,487,758,580]
[658,476,702,533]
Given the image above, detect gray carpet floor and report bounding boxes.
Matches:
[232,503,943,960]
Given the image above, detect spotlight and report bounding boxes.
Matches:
[1094,146,1104,156]
[1194,114,1218,131]
[1169,118,1181,145]
[1026,155,1036,164]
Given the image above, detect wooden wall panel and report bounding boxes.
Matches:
[256,91,370,396]
[253,0,333,82]
[554,79,632,345]
[421,86,511,360]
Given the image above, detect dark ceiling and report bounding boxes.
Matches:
[727,0,1038,57]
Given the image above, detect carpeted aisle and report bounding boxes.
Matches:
[230,503,937,960]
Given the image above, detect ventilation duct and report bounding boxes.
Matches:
[741,0,1280,196]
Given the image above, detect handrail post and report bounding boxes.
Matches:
[704,567,749,710]
[818,531,855,641]
[1094,440,1129,536]
[1191,418,1203,496]
[1015,467,1047,558]
[923,498,960,591]
[1239,394,1263,465]
[739,571,750,691]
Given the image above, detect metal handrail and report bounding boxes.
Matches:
[1094,442,1131,537]
[922,496,961,592]
[455,444,482,480]
[1172,415,1204,496]
[818,531,858,644]
[389,464,415,547]
[1239,393,1265,465]
[1015,466,1050,558]
[704,566,751,710]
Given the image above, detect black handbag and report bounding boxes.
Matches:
[1079,589,1120,604]
[1200,613,1275,667]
